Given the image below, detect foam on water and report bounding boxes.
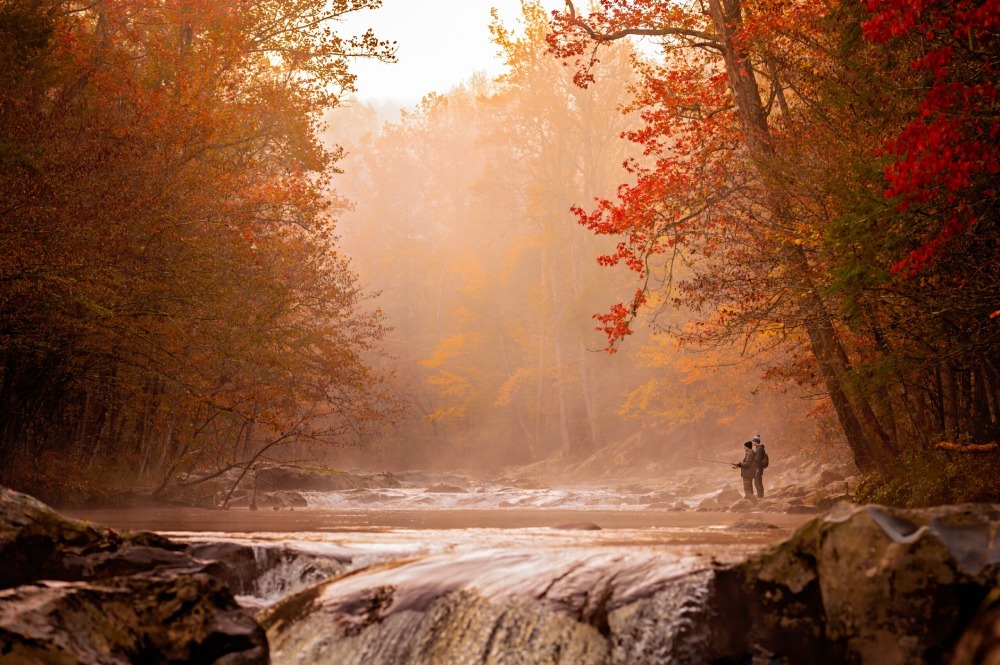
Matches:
[301,485,642,511]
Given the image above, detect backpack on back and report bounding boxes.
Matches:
[760,449,769,468]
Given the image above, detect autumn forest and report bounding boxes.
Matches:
[1,0,998,506]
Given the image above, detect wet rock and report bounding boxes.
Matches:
[717,488,742,503]
[424,483,467,493]
[814,492,851,511]
[949,590,1000,665]
[227,491,302,509]
[0,486,190,590]
[551,522,602,531]
[350,491,400,505]
[0,487,269,664]
[720,502,1000,664]
[189,541,350,602]
[275,491,308,507]
[260,549,714,665]
[696,496,720,511]
[0,573,267,664]
[728,498,757,512]
[256,466,400,492]
[818,469,846,485]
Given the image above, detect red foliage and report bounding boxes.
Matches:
[863,0,1000,276]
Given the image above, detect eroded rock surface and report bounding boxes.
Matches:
[721,502,1000,664]
[0,487,269,664]
[261,502,1000,664]
[189,541,350,608]
[260,550,715,665]
[0,486,189,589]
[0,574,267,665]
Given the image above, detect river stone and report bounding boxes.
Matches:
[189,540,350,601]
[551,521,602,530]
[0,487,272,663]
[225,491,308,510]
[424,483,467,493]
[717,488,742,503]
[722,502,1000,664]
[0,486,189,589]
[949,589,1000,665]
[818,469,847,485]
[696,496,719,510]
[260,548,723,665]
[255,467,401,492]
[728,498,756,511]
[0,573,267,664]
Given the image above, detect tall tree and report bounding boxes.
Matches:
[547,0,1000,477]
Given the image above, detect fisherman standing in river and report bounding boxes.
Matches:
[752,434,767,499]
[733,440,758,502]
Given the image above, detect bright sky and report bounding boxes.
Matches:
[340,0,564,103]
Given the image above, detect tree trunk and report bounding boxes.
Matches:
[706,0,891,470]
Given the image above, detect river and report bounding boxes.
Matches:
[58,478,815,663]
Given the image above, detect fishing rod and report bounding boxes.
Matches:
[683,457,737,466]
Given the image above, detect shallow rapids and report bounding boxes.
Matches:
[57,476,818,663]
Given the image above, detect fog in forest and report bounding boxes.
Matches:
[3,0,995,508]
[5,0,999,660]
[317,9,832,478]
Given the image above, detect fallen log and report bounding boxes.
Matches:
[934,441,998,453]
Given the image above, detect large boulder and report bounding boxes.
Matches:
[0,486,189,589]
[258,549,715,665]
[719,502,1000,664]
[0,573,267,664]
[0,487,269,664]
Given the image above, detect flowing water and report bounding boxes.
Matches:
[62,476,814,663]
[64,476,810,597]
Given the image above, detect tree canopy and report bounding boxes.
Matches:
[546,0,999,498]
[0,0,398,500]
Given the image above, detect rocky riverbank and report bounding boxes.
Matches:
[1,485,998,664]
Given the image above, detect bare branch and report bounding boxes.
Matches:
[565,0,718,44]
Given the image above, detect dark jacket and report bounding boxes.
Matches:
[754,444,767,475]
[738,448,756,478]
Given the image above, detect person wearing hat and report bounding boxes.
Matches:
[733,439,758,502]
[752,435,768,498]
